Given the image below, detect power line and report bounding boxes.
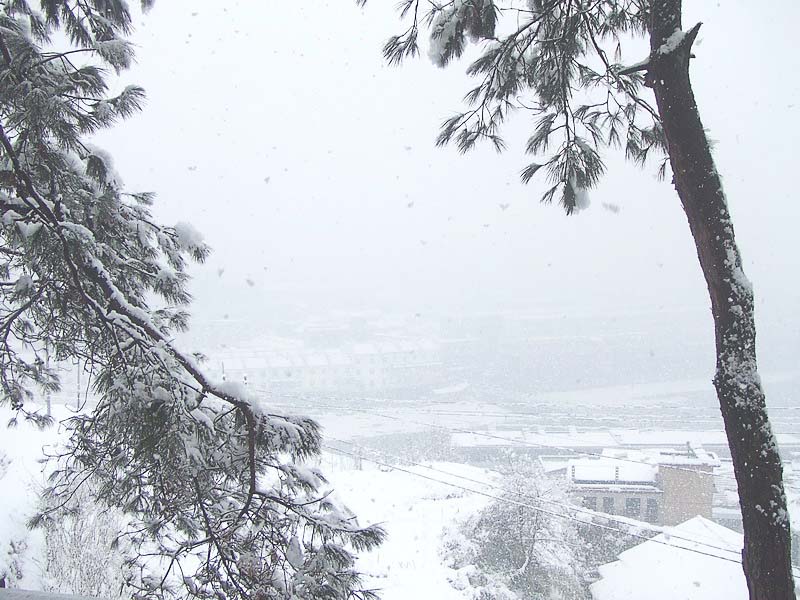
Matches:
[278,397,800,494]
[38,390,800,492]
[325,436,749,560]
[22,382,800,568]
[328,442,800,578]
[272,397,744,483]
[323,444,752,568]
[29,386,800,495]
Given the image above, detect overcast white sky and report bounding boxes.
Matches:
[92,1,799,363]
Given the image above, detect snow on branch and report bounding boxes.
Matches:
[0,6,383,600]
[620,22,703,76]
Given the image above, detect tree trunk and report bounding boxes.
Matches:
[647,1,795,598]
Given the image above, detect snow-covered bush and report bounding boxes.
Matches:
[1,539,28,589]
[441,470,587,600]
[0,424,52,590]
[0,450,9,478]
[39,481,130,600]
[571,518,643,585]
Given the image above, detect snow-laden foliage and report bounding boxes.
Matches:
[441,472,587,600]
[1,537,27,589]
[440,468,644,600]
[0,2,383,600]
[39,481,131,600]
[361,0,667,214]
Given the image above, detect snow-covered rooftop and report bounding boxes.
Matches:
[567,446,718,487]
[612,430,800,448]
[450,428,772,455]
[601,446,719,468]
[538,455,571,474]
[568,458,657,484]
[432,382,470,396]
[450,430,618,449]
[590,516,746,600]
[648,446,720,468]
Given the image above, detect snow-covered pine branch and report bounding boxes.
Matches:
[0,2,383,599]
[367,0,662,214]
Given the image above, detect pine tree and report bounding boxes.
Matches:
[361,1,795,597]
[0,3,383,600]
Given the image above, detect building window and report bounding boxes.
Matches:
[583,496,597,510]
[625,497,641,517]
[646,498,659,523]
[602,497,615,514]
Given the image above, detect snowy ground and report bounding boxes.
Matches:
[321,461,496,600]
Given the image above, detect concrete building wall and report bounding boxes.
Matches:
[658,465,715,525]
[572,489,663,523]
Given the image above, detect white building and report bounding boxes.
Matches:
[565,446,719,525]
[217,340,442,396]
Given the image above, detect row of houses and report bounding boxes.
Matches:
[214,340,444,395]
[527,439,769,599]
[450,427,800,461]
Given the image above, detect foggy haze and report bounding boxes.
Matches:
[88,1,799,380]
